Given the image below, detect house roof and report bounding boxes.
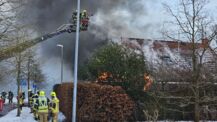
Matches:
[121,38,212,57]
[152,39,209,51]
[120,37,216,69]
[122,37,209,50]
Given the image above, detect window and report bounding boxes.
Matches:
[161,55,172,65]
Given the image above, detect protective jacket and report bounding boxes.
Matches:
[37,96,49,113]
[29,92,34,106]
[50,97,59,113]
[32,94,38,110]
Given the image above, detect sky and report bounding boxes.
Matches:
[143,0,217,39]
[38,0,217,82]
[1,0,217,93]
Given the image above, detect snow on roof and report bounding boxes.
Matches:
[120,37,217,70]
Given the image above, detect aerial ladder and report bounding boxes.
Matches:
[0,10,90,61]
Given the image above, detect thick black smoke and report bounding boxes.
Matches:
[20,0,153,68]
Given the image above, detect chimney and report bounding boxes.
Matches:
[202,38,209,48]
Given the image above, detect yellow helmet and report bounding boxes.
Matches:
[50,91,56,97]
[83,9,87,13]
[39,91,45,96]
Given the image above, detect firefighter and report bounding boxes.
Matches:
[36,91,49,122]
[49,91,59,122]
[73,10,77,17]
[81,9,87,19]
[22,92,25,106]
[1,90,7,103]
[28,89,34,112]
[80,9,88,30]
[32,92,39,120]
[8,91,13,104]
[72,10,78,24]
[28,89,33,106]
[17,91,23,111]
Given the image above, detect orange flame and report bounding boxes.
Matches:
[97,72,112,82]
[144,73,153,91]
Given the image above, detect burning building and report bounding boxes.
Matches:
[120,37,217,72]
[120,37,217,120]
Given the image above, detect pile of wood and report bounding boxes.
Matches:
[54,82,135,122]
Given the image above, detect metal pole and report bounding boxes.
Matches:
[61,46,63,84]
[72,0,80,121]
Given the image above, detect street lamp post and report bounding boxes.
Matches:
[57,44,64,84]
[72,0,80,121]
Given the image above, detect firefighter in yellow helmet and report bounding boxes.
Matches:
[49,91,59,122]
[81,9,87,19]
[36,91,49,122]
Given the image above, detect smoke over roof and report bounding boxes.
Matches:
[20,0,156,71]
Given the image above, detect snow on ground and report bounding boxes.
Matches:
[0,107,66,122]
[0,107,36,122]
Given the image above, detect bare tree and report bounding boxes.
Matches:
[162,0,217,121]
[0,0,26,45]
[10,26,44,116]
[143,109,159,122]
[11,26,30,116]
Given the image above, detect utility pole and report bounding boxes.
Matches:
[72,0,80,121]
[27,56,30,105]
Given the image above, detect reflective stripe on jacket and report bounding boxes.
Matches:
[50,97,59,113]
[38,96,48,113]
[32,95,38,110]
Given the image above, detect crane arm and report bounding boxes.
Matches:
[0,10,91,61]
[0,24,73,61]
